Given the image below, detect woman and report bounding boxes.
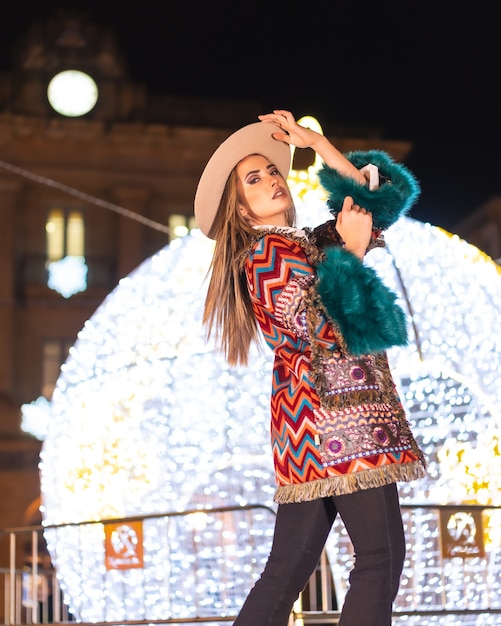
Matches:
[194,110,427,626]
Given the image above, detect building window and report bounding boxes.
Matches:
[169,214,197,240]
[42,339,72,399]
[46,208,85,261]
[45,208,88,297]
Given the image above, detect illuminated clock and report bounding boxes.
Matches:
[47,70,99,117]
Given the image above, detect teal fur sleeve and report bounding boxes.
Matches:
[317,246,408,356]
[317,150,421,231]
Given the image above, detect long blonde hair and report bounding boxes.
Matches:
[202,160,295,366]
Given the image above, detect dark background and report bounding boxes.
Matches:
[0,0,498,231]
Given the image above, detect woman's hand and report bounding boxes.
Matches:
[258,110,366,184]
[335,196,373,259]
[258,110,320,149]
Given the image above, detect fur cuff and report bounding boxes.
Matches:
[317,150,421,230]
[316,246,408,356]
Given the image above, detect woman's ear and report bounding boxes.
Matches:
[239,202,249,218]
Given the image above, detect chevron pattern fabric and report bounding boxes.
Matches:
[245,230,426,503]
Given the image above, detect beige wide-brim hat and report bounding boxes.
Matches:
[194,121,292,239]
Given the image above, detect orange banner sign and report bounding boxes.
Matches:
[104,521,144,570]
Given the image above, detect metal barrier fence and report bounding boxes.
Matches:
[1,503,501,625]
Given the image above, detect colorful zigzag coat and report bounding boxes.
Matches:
[243,152,427,504]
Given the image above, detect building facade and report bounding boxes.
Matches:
[454,196,501,264]
[0,9,414,536]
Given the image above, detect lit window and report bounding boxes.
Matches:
[45,208,87,297]
[46,208,85,262]
[168,214,196,240]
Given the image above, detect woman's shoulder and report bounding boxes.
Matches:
[254,226,307,248]
[249,228,309,256]
[243,229,318,281]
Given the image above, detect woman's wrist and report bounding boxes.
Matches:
[312,135,365,183]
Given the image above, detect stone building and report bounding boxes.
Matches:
[454,197,501,264]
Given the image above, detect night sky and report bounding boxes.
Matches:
[0,0,498,232]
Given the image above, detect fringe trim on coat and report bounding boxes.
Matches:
[273,460,427,504]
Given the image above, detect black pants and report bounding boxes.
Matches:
[233,483,405,626]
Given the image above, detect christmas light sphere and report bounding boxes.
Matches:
[38,211,501,621]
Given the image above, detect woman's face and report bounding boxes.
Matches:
[236,154,292,227]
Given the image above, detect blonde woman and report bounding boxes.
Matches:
[194,110,426,626]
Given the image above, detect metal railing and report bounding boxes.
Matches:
[1,503,501,625]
